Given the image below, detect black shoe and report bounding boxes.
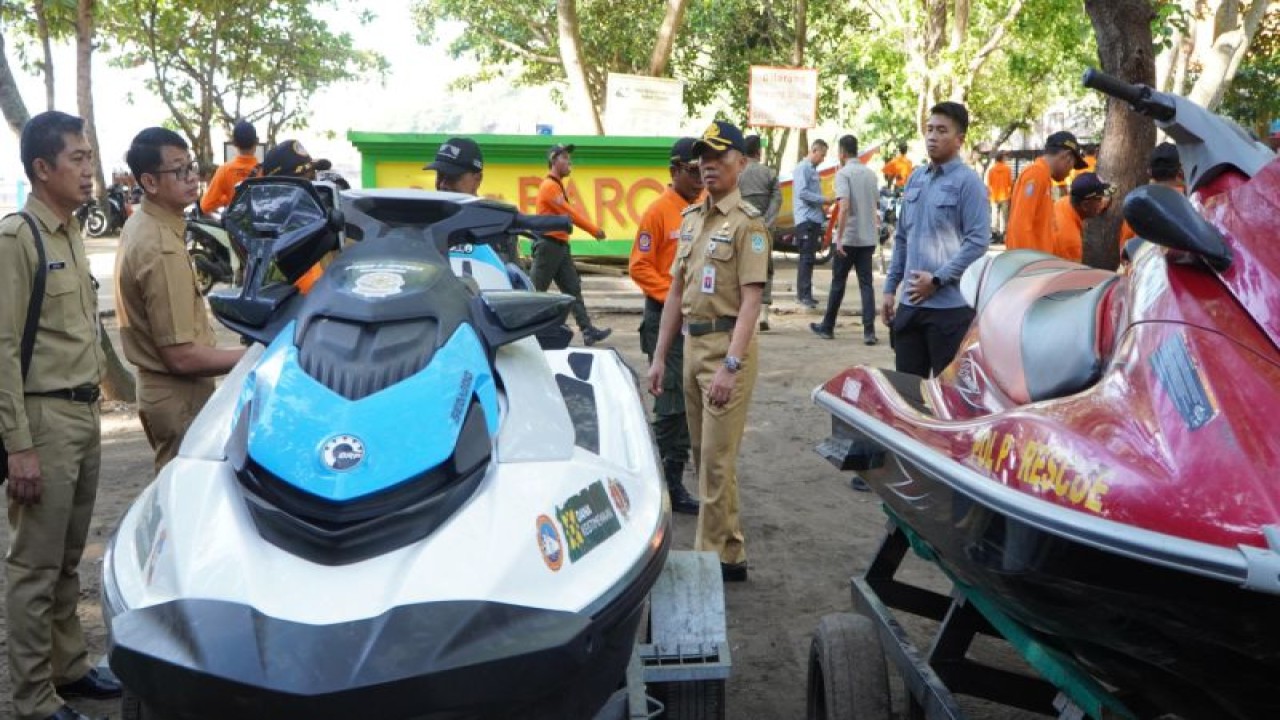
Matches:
[850,475,872,492]
[55,668,122,700]
[801,298,819,309]
[720,562,749,582]
[581,326,612,346]
[863,334,878,346]
[809,322,833,340]
[663,460,700,515]
[44,705,96,720]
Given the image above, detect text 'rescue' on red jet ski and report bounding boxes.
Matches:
[814,69,1280,720]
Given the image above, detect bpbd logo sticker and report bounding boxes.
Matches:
[555,480,622,563]
[536,514,563,571]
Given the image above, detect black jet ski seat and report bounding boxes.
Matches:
[959,250,1124,405]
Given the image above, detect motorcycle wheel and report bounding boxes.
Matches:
[814,241,834,266]
[190,250,217,295]
[85,206,110,238]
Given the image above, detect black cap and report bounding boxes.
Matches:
[1045,130,1088,170]
[1069,172,1113,201]
[1149,142,1179,167]
[691,121,747,156]
[426,137,484,173]
[547,143,576,165]
[670,137,698,164]
[259,139,316,177]
[232,120,258,149]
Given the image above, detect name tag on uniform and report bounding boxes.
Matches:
[47,261,66,270]
[701,265,716,293]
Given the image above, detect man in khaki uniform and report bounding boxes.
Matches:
[116,127,246,473]
[0,111,120,720]
[648,121,768,583]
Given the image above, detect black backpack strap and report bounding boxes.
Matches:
[11,212,47,380]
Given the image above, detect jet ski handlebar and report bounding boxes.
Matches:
[509,213,573,236]
[1082,68,1175,122]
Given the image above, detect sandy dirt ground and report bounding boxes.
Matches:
[0,257,1037,719]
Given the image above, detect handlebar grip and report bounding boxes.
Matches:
[1082,68,1146,106]
[511,213,572,235]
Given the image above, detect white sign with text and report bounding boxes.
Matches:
[748,66,819,129]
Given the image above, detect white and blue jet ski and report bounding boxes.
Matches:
[102,178,670,719]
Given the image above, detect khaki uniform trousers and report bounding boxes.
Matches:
[138,370,215,474]
[6,396,100,720]
[684,331,758,565]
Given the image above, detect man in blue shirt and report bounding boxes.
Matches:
[881,102,990,377]
[791,139,832,308]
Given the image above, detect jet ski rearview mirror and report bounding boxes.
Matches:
[1123,184,1231,272]
[471,291,574,348]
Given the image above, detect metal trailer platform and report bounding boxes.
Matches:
[807,514,1140,720]
[596,550,731,720]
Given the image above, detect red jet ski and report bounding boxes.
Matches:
[814,69,1280,720]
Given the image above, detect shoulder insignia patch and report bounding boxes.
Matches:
[637,231,652,252]
[1025,181,1036,198]
[738,201,762,218]
[751,232,767,254]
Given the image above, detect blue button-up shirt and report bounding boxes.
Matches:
[792,159,826,226]
[884,158,990,309]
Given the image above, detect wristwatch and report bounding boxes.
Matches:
[723,356,743,373]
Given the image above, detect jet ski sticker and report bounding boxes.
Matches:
[556,481,622,562]
[536,514,564,571]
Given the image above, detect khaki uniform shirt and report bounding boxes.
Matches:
[672,188,770,322]
[0,197,106,452]
[738,159,781,228]
[115,198,217,375]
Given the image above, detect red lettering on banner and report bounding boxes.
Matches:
[595,179,626,227]
[626,179,666,225]
[518,177,542,214]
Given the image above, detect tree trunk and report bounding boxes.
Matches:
[1083,0,1158,271]
[98,317,136,402]
[647,0,690,77]
[793,0,808,160]
[76,0,107,201]
[0,31,31,136]
[555,0,604,134]
[1186,0,1270,110]
[33,0,55,110]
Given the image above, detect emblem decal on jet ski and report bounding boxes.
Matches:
[556,481,622,563]
[537,514,564,571]
[607,478,631,520]
[321,434,366,471]
[352,270,406,298]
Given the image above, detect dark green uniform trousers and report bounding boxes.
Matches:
[640,297,690,465]
[530,238,591,330]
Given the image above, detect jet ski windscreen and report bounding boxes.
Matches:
[224,179,340,283]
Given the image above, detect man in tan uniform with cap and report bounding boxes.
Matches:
[116,127,246,473]
[1,111,120,720]
[648,120,768,583]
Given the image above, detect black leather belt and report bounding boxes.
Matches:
[28,386,101,403]
[687,317,737,337]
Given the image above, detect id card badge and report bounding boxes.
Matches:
[700,265,716,294]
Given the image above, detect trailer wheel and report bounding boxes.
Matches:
[652,678,725,720]
[806,613,890,720]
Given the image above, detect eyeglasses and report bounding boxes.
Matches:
[153,161,199,182]
[675,162,701,175]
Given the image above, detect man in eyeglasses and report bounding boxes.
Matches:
[115,127,246,473]
[629,137,703,515]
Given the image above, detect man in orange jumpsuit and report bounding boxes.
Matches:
[986,151,1012,242]
[1006,131,1087,253]
[882,143,913,189]
[532,143,611,346]
[629,138,703,514]
[1052,173,1112,262]
[199,119,259,214]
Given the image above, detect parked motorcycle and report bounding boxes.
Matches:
[185,209,241,294]
[76,182,135,238]
[876,185,901,273]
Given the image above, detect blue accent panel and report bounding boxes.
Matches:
[242,323,498,502]
[449,244,506,274]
